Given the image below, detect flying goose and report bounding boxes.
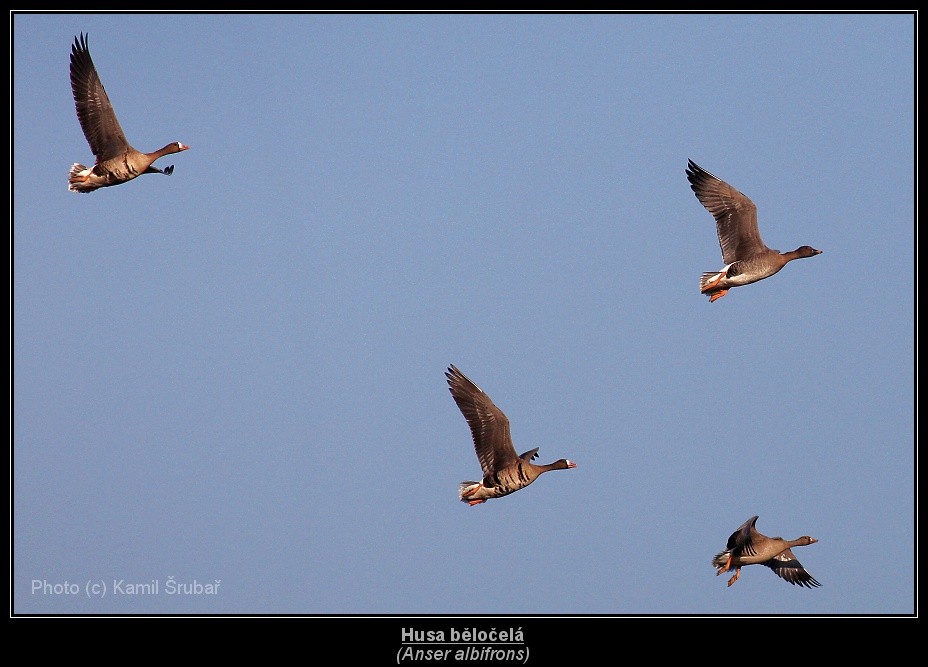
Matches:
[686,159,821,302]
[445,364,576,505]
[713,515,821,588]
[69,33,189,193]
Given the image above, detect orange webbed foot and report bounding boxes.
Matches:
[702,272,726,292]
[461,483,482,499]
[708,289,729,302]
[727,568,741,587]
[716,553,733,575]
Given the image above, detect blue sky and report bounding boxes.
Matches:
[12,12,915,621]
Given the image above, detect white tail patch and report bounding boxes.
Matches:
[69,163,90,179]
[68,163,95,192]
[458,481,481,500]
[700,270,726,292]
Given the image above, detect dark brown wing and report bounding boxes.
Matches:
[446,365,519,476]
[70,33,132,162]
[686,160,769,264]
[763,549,822,588]
[726,515,761,557]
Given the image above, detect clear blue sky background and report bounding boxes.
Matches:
[13,12,915,617]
